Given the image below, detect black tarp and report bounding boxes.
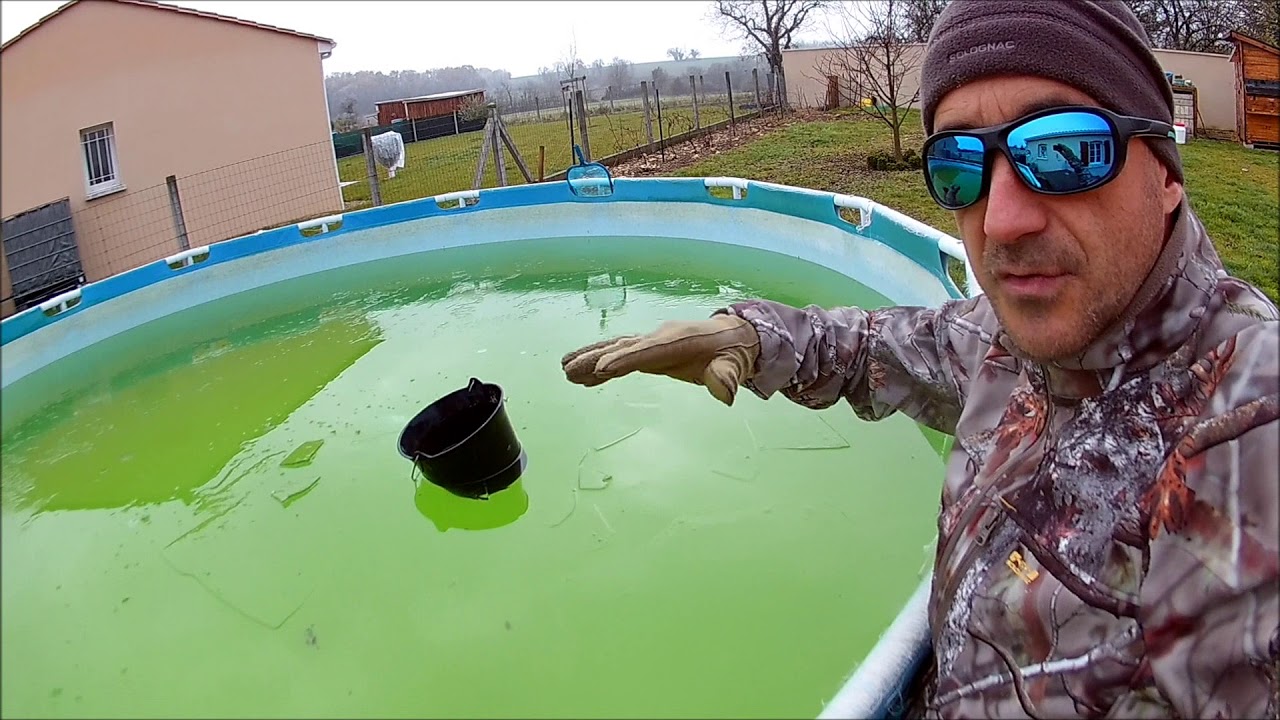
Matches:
[3,198,85,309]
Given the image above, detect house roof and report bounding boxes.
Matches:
[375,89,486,106]
[1,0,336,54]
[1228,30,1280,58]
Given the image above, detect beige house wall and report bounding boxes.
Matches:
[1,0,342,317]
[782,44,1236,132]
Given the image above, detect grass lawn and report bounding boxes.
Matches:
[671,109,1279,302]
[339,105,732,205]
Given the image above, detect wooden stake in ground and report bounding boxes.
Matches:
[473,102,534,190]
[361,127,383,206]
[641,81,655,150]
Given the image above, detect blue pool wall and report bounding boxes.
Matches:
[0,176,973,719]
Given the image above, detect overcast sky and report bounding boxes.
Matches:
[0,0,839,77]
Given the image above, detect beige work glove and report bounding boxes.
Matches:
[561,314,761,406]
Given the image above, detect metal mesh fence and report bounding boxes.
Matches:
[65,141,343,282]
[2,75,781,315]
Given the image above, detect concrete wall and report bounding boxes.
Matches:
[781,44,1236,132]
[1,0,343,317]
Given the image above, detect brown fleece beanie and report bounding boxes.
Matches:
[919,0,1183,182]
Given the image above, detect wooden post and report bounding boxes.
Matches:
[752,68,762,114]
[538,145,546,181]
[473,117,494,190]
[608,86,615,112]
[453,111,459,135]
[361,127,382,206]
[489,104,507,186]
[574,88,592,162]
[535,96,541,121]
[641,80,655,150]
[655,86,666,160]
[767,72,776,107]
[495,111,534,183]
[165,175,190,251]
[690,75,700,129]
[725,71,736,128]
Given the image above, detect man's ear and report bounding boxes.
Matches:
[1161,163,1184,215]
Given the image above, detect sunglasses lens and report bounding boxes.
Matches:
[1007,111,1115,193]
[925,135,985,209]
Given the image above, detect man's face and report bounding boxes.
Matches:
[932,75,1183,363]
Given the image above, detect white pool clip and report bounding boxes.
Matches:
[703,177,749,199]
[38,287,82,316]
[833,194,874,231]
[164,246,210,270]
[297,215,343,234]
[434,189,480,209]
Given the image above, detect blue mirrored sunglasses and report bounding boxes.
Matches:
[921,106,1176,210]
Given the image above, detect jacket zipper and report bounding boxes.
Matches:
[930,367,1055,630]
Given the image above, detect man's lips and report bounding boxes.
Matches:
[996,269,1070,298]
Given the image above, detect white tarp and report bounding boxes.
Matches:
[371,130,405,178]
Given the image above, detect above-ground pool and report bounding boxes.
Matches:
[1,177,970,719]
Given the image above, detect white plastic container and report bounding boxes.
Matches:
[1174,123,1187,145]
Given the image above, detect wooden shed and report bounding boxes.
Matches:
[375,89,485,127]
[1228,31,1279,149]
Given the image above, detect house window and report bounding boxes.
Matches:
[1086,140,1111,165]
[1038,143,1047,158]
[81,123,124,199]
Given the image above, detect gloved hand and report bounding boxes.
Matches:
[560,314,760,406]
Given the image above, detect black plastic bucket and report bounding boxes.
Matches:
[397,378,527,499]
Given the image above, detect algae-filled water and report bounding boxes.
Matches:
[1,235,945,719]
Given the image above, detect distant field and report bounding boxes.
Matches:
[338,105,733,205]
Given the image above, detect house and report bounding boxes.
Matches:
[0,0,343,318]
[781,44,1241,137]
[1016,126,1115,190]
[1228,31,1280,149]
[375,89,486,127]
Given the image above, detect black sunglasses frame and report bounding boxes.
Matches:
[920,105,1177,211]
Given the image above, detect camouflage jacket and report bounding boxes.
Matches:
[722,200,1280,718]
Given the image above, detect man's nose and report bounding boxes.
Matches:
[982,157,1049,244]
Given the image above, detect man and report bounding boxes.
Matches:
[561,1,1279,717]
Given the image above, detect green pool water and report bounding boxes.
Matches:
[1,235,945,719]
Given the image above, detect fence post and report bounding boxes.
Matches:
[767,72,776,108]
[453,111,460,135]
[641,81,655,150]
[655,86,666,160]
[361,127,382,206]
[165,175,190,251]
[574,88,592,162]
[490,103,507,187]
[725,71,736,128]
[538,145,546,181]
[608,87,615,112]
[753,68,762,115]
[690,75,700,129]
[535,96,541,122]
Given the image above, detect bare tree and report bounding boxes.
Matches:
[903,0,950,42]
[1239,0,1280,46]
[714,0,829,111]
[1123,0,1248,53]
[606,58,634,98]
[817,0,920,161]
[667,47,688,61]
[689,48,702,59]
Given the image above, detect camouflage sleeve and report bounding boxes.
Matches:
[718,297,988,435]
[1139,324,1280,718]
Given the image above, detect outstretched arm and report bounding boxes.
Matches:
[722,297,989,436]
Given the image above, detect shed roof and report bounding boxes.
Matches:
[375,89,486,106]
[1227,30,1280,59]
[1,0,336,54]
